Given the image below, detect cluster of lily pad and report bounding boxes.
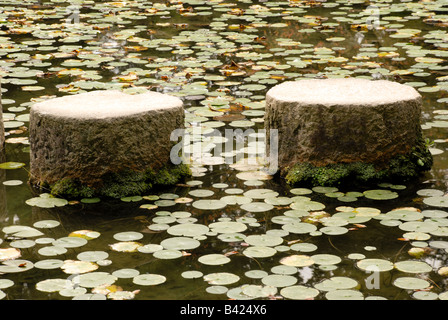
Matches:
[1,175,448,300]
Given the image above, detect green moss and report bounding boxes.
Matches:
[50,178,95,199]
[49,163,191,199]
[285,138,433,187]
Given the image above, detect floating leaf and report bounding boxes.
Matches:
[198,254,231,265]
[113,231,144,241]
[393,277,430,290]
[394,261,433,273]
[261,274,297,288]
[204,272,240,286]
[280,285,320,300]
[325,289,363,300]
[356,259,394,272]
[243,246,277,258]
[109,241,142,252]
[61,260,99,274]
[0,248,21,262]
[280,255,314,267]
[0,162,25,169]
[160,237,201,251]
[26,194,68,208]
[363,189,399,200]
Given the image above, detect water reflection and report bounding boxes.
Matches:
[0,149,6,222]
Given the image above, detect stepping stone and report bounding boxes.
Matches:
[264,78,432,186]
[29,90,190,199]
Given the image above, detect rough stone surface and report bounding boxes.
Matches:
[29,90,187,197]
[264,78,432,185]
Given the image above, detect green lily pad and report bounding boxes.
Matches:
[53,237,88,248]
[160,237,201,251]
[244,234,283,247]
[204,272,240,286]
[33,220,61,229]
[394,261,433,273]
[243,246,277,258]
[423,196,448,208]
[113,231,144,241]
[261,274,297,288]
[356,258,394,272]
[325,289,363,300]
[310,254,342,265]
[26,194,68,208]
[36,278,72,293]
[182,270,204,279]
[112,268,140,279]
[280,285,320,300]
[393,277,430,290]
[77,251,109,262]
[280,255,314,267]
[167,223,209,237]
[73,272,117,289]
[192,199,227,210]
[0,162,25,169]
[198,254,231,265]
[363,189,399,200]
[209,221,247,234]
[240,202,274,212]
[34,259,64,270]
[153,250,183,260]
[314,277,359,291]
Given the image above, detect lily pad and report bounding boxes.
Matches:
[204,272,240,286]
[26,194,68,208]
[423,196,448,208]
[0,162,25,169]
[243,246,277,258]
[192,199,227,210]
[280,285,320,300]
[209,221,247,234]
[167,223,209,237]
[363,189,399,200]
[393,277,430,290]
[160,237,201,251]
[61,260,99,274]
[261,274,297,288]
[356,258,394,272]
[280,255,314,267]
[198,254,231,265]
[394,261,433,273]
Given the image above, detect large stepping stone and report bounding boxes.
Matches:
[264,78,432,186]
[29,90,190,199]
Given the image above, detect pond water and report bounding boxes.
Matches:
[1,0,448,301]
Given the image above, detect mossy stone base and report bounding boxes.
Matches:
[47,163,191,199]
[284,138,433,187]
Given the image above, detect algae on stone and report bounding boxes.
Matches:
[285,137,433,187]
[49,163,191,199]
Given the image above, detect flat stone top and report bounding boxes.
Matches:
[266,78,421,106]
[32,90,183,119]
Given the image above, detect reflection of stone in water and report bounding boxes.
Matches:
[0,149,6,222]
[0,81,6,221]
[0,82,4,150]
[30,200,146,234]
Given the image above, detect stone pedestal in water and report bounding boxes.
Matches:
[264,78,432,186]
[29,90,190,198]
